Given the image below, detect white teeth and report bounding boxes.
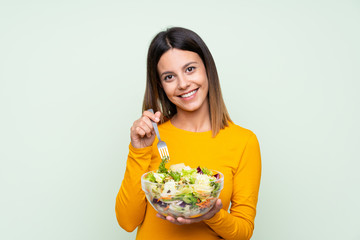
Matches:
[180,89,197,98]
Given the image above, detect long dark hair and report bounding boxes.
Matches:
[142,27,231,136]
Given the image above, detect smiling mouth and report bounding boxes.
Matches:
[179,89,198,98]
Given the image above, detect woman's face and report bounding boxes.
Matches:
[157,48,209,113]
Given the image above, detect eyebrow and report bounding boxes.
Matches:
[160,61,198,78]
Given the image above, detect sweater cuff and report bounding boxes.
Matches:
[127,143,153,171]
[203,209,226,225]
[129,143,153,155]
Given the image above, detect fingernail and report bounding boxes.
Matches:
[154,117,159,122]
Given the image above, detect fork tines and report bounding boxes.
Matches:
[159,147,170,160]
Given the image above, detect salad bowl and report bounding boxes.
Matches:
[141,162,224,218]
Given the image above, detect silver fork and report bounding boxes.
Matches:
[148,109,170,160]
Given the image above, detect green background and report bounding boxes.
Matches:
[1,0,359,239]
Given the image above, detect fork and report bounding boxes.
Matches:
[148,109,170,160]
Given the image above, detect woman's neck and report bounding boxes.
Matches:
[171,100,211,132]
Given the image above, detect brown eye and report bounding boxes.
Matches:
[186,67,195,72]
[164,75,174,81]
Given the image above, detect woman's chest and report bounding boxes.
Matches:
[148,137,243,209]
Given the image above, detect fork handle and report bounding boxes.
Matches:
[147,109,161,141]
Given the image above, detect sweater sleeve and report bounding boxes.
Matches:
[204,133,261,240]
[115,144,152,232]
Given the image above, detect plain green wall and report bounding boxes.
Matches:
[1,0,359,239]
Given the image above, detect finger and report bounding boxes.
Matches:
[166,216,181,225]
[216,199,223,210]
[133,116,154,138]
[156,213,166,220]
[134,126,146,138]
[185,199,223,222]
[205,199,223,219]
[176,217,193,224]
[131,119,149,136]
[143,110,159,123]
[136,120,153,138]
[207,199,222,215]
[140,116,154,132]
[154,111,161,123]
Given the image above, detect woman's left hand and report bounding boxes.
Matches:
[156,199,223,225]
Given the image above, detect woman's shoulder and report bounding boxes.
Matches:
[222,121,257,139]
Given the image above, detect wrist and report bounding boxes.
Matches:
[129,143,152,152]
[203,209,224,224]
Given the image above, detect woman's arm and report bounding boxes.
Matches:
[115,110,161,231]
[155,133,261,239]
[115,144,152,232]
[203,134,262,240]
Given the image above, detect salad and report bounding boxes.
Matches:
[142,157,223,218]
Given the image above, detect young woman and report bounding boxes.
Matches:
[115,27,261,240]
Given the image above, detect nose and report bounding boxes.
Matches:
[177,74,190,90]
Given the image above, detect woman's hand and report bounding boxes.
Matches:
[156,199,223,225]
[130,110,161,149]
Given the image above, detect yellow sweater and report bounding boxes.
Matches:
[115,121,261,240]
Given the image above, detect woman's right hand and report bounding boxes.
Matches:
[130,110,161,149]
